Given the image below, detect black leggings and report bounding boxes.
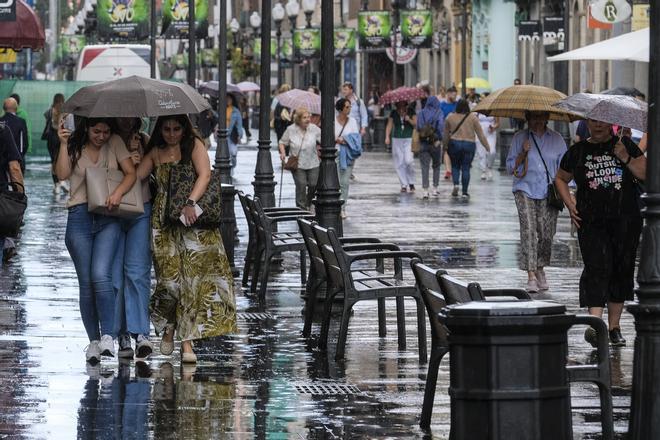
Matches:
[578,216,642,307]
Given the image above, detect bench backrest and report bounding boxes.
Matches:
[411,259,449,346]
[437,273,484,305]
[298,218,327,280]
[312,223,345,292]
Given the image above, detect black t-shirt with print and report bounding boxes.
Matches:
[559,136,643,221]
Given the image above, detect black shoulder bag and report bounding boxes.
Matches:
[530,133,564,211]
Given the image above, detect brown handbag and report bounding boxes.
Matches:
[86,147,144,218]
[283,155,299,171]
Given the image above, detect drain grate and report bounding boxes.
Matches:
[295,383,361,396]
[237,312,274,321]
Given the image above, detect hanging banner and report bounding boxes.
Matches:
[253,37,277,59]
[281,38,293,60]
[171,53,187,69]
[334,28,356,57]
[0,0,16,22]
[161,0,208,39]
[542,16,565,51]
[400,10,432,48]
[200,48,217,67]
[58,35,86,60]
[517,20,541,42]
[97,0,150,41]
[293,28,321,59]
[357,11,392,50]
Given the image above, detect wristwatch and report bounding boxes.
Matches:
[185,198,196,207]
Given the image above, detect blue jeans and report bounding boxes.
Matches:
[113,203,153,338]
[447,140,477,195]
[65,204,122,341]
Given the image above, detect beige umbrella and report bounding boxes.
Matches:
[472,85,581,122]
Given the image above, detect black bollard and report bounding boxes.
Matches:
[371,116,387,151]
[220,183,238,276]
[440,300,574,440]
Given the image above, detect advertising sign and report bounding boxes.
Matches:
[517,20,540,42]
[293,28,321,59]
[0,48,17,63]
[281,38,293,60]
[0,0,16,22]
[253,37,276,59]
[357,11,391,50]
[161,0,208,39]
[542,16,565,49]
[97,0,150,41]
[400,10,432,48]
[590,0,632,24]
[632,3,650,31]
[334,28,356,57]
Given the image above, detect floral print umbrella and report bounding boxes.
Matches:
[379,87,427,106]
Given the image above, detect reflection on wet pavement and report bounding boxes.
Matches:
[0,152,633,439]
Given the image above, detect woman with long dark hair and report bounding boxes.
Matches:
[43,93,66,193]
[137,114,236,364]
[112,117,154,359]
[55,117,137,364]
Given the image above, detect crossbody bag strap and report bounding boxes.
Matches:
[530,132,551,185]
[450,113,471,138]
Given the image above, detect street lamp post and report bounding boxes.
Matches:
[150,0,156,78]
[285,0,300,87]
[253,4,277,207]
[187,0,195,86]
[273,2,285,87]
[391,0,402,89]
[460,0,467,98]
[250,12,262,83]
[628,4,660,438]
[362,0,369,124]
[302,0,315,28]
[213,0,238,274]
[314,0,342,234]
[230,17,240,48]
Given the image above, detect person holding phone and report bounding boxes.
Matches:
[136,114,236,364]
[111,117,154,359]
[55,117,137,364]
[555,118,646,347]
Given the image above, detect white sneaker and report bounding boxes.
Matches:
[481,172,487,180]
[432,187,440,197]
[86,340,101,364]
[487,170,494,181]
[422,191,429,199]
[98,334,115,357]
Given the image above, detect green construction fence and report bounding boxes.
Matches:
[0,80,95,157]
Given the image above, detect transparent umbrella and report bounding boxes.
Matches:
[553,93,647,132]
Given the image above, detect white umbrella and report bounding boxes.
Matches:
[236,81,261,93]
[548,27,649,63]
[553,93,647,132]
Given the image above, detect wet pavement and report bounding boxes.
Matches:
[1,137,635,439]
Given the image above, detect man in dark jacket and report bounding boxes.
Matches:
[1,97,28,171]
[0,120,24,263]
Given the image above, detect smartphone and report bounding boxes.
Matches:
[63,113,75,131]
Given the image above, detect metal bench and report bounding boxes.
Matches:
[313,224,427,362]
[243,195,313,300]
[237,192,310,288]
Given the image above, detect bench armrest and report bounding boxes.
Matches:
[481,288,531,300]
[266,214,316,224]
[339,237,381,244]
[342,243,401,252]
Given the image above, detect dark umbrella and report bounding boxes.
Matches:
[62,76,211,117]
[601,86,644,97]
[198,81,243,99]
[0,0,46,50]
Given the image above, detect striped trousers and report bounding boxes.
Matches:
[514,191,559,272]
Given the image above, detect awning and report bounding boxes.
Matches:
[0,0,46,51]
[547,27,649,63]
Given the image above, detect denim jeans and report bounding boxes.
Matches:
[419,142,441,189]
[113,202,153,338]
[65,204,122,341]
[447,140,477,194]
[337,162,354,203]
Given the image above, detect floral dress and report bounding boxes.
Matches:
[149,162,236,341]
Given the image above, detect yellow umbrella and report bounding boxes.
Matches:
[472,85,582,122]
[458,77,491,89]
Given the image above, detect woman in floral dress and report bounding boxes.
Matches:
[137,114,236,363]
